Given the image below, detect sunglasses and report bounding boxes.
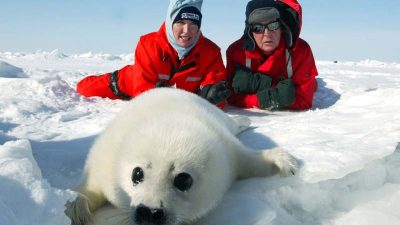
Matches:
[250,21,281,33]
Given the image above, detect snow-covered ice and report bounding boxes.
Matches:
[1,51,399,225]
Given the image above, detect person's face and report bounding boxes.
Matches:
[172,20,199,48]
[251,20,282,55]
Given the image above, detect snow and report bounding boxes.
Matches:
[1,51,400,225]
[0,61,27,78]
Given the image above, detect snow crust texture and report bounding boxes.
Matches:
[1,51,400,225]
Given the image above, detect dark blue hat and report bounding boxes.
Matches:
[173,6,202,28]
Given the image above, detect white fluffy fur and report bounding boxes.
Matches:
[65,88,297,225]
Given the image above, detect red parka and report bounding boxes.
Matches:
[226,0,318,110]
[77,23,226,99]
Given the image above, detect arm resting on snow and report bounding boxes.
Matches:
[76,65,136,100]
[76,73,119,99]
[286,40,318,110]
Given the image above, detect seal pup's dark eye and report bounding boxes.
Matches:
[174,173,193,192]
[132,167,144,185]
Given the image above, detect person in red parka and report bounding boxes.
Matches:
[226,0,318,110]
[77,0,230,106]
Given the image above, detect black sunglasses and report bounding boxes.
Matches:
[250,21,281,33]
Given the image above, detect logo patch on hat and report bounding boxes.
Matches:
[181,13,200,21]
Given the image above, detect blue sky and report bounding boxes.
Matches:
[1,0,399,62]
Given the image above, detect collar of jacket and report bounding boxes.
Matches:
[244,38,286,60]
[241,38,289,79]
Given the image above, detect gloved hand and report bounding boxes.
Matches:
[232,66,272,94]
[257,79,295,109]
[155,81,170,87]
[199,81,231,105]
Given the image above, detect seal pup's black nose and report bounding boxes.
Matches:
[135,204,166,225]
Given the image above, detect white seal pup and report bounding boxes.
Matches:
[65,88,297,225]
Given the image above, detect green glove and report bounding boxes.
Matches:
[257,79,295,109]
[199,81,231,105]
[232,67,272,94]
[155,81,170,87]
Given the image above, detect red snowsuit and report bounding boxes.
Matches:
[226,0,318,110]
[77,23,226,100]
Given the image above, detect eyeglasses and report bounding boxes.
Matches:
[250,21,280,33]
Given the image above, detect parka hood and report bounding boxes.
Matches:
[165,0,203,59]
[277,0,302,48]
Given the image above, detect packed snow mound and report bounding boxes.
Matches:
[198,144,400,225]
[0,140,75,225]
[0,61,27,78]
